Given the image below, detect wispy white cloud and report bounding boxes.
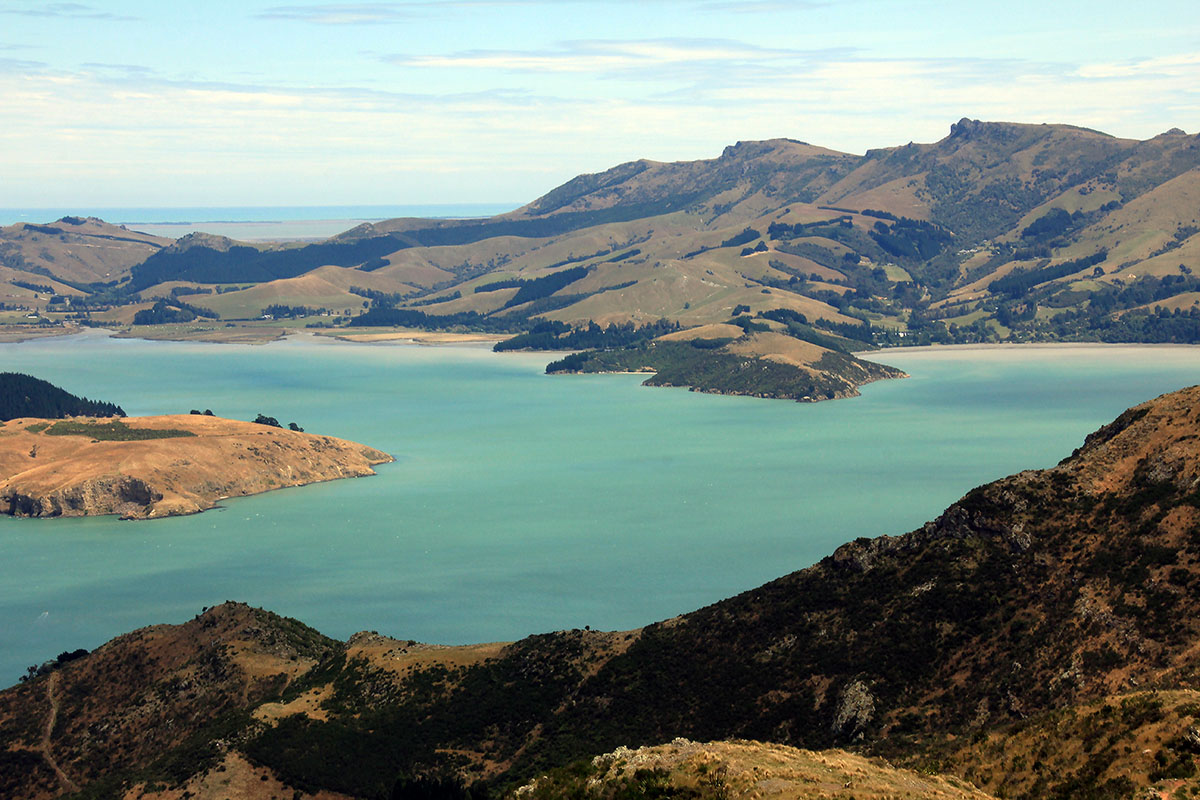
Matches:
[3,32,1196,205]
[0,2,136,20]
[391,37,846,79]
[1077,52,1200,79]
[0,56,46,72]
[257,3,419,24]
[80,62,156,76]
[259,0,825,24]
[700,1,828,10]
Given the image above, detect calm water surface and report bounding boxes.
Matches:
[1,334,1198,685]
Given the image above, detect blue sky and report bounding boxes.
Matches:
[1,0,1197,208]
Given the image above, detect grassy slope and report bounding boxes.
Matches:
[19,122,1200,347]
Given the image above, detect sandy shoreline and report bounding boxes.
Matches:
[321,330,511,345]
[5,324,1200,358]
[0,325,511,347]
[858,342,1200,367]
[0,325,80,343]
[867,341,1200,354]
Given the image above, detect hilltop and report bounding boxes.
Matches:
[5,119,1199,397]
[516,739,995,800]
[0,414,392,519]
[6,385,1200,797]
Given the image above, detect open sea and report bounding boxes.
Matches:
[0,204,518,241]
[2,333,1199,686]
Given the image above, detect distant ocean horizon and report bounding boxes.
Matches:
[0,203,520,241]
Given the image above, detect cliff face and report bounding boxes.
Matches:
[0,415,392,519]
[6,386,1200,799]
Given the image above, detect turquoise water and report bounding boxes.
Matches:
[1,335,1198,686]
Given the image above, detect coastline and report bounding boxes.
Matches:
[0,414,393,520]
[320,330,512,346]
[862,341,1200,355]
[859,341,1200,368]
[7,323,1200,359]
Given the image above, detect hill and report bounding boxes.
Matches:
[0,373,124,421]
[10,120,1200,398]
[516,739,996,800]
[544,329,904,402]
[0,414,392,519]
[6,386,1200,797]
[0,217,170,288]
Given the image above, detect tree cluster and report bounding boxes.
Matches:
[0,372,124,421]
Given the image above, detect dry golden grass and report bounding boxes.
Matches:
[0,217,170,285]
[0,324,78,343]
[656,323,746,342]
[124,752,354,800]
[725,331,830,368]
[523,739,995,800]
[933,690,1200,800]
[0,415,391,519]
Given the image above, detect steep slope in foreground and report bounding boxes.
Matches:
[6,387,1200,798]
[0,415,391,518]
[516,739,995,800]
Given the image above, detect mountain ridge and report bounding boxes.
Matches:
[6,119,1198,361]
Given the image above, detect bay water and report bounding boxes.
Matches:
[1,334,1198,685]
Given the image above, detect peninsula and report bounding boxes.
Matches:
[0,415,392,519]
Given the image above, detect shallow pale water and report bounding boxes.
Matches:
[1,334,1198,685]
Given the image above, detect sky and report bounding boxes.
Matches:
[1,0,1197,209]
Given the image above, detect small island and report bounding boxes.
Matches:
[0,415,392,520]
[545,326,906,402]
